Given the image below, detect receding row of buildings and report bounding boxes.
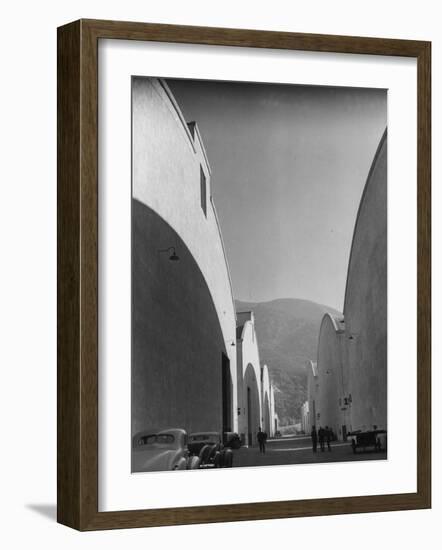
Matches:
[302,130,387,440]
[132,77,277,449]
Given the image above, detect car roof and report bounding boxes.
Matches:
[159,428,187,437]
[189,432,220,437]
[133,428,187,439]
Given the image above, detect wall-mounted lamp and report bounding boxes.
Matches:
[343,394,352,406]
[158,246,180,262]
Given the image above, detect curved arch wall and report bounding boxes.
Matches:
[132,202,230,435]
[306,360,318,433]
[132,77,237,437]
[243,364,261,446]
[344,130,387,432]
[261,365,272,435]
[316,313,348,439]
[236,312,263,445]
[270,386,278,436]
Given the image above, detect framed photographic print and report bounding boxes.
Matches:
[57,19,431,530]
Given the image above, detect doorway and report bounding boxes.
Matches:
[247,386,252,445]
[222,353,232,441]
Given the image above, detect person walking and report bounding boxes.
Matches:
[262,429,268,454]
[257,427,266,454]
[311,426,318,453]
[325,426,332,451]
[318,426,325,452]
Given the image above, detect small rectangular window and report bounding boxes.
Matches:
[200,166,207,216]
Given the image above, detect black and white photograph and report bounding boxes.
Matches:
[1,0,435,543]
[131,76,387,473]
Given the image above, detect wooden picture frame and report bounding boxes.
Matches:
[57,19,431,530]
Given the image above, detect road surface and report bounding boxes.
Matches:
[232,434,387,468]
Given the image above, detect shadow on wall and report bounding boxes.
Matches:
[132,199,229,438]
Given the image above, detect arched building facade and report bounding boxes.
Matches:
[236,311,262,446]
[316,313,349,439]
[260,365,272,436]
[235,311,278,445]
[132,77,238,439]
[132,77,278,454]
[343,129,388,433]
[307,129,387,440]
[305,360,318,433]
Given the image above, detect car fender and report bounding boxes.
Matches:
[213,450,222,468]
[187,455,201,470]
[173,456,187,470]
[199,444,213,465]
[223,448,233,467]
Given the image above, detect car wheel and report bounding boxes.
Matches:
[199,444,213,465]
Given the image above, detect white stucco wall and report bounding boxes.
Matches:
[301,401,310,434]
[236,313,263,444]
[316,313,349,439]
[270,386,277,436]
[306,360,318,431]
[261,365,272,434]
[239,322,262,387]
[344,131,387,433]
[132,77,238,431]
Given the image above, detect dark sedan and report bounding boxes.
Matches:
[188,432,234,468]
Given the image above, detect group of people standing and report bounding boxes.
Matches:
[310,425,333,452]
[256,425,334,454]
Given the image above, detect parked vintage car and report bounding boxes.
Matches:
[348,429,387,453]
[188,432,234,468]
[224,431,242,449]
[132,428,200,472]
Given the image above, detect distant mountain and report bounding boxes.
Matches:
[235,298,341,425]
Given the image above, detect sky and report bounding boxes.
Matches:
[167,78,387,312]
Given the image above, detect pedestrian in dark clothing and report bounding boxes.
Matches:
[257,427,267,453]
[311,426,318,453]
[318,426,325,451]
[325,426,332,451]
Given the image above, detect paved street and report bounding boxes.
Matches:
[232,435,387,468]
